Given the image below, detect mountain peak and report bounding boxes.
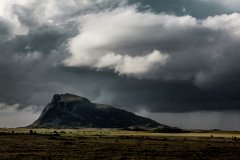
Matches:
[29,93,168,129]
[51,93,90,103]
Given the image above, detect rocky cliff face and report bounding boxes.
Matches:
[28,93,167,129]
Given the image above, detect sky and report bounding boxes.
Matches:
[0,0,240,130]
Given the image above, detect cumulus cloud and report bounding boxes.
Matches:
[0,0,30,36]
[65,6,240,85]
[96,50,169,75]
[65,7,196,76]
[0,0,125,41]
[202,13,240,36]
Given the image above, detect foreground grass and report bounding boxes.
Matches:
[0,128,240,160]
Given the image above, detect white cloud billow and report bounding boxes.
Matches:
[0,0,122,38]
[64,7,195,76]
[0,0,30,36]
[202,13,240,36]
[64,6,240,82]
[96,50,169,75]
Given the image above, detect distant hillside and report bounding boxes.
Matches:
[28,93,168,129]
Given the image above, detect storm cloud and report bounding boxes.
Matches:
[0,0,240,129]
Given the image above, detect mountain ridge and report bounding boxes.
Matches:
[28,93,169,129]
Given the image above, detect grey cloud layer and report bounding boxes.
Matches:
[129,0,240,18]
[0,0,240,114]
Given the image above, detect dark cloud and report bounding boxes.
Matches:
[0,19,14,42]
[0,0,240,129]
[137,110,240,131]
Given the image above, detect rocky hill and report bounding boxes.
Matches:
[28,93,168,129]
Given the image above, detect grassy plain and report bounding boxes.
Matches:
[0,128,240,160]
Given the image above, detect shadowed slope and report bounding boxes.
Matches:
[29,93,166,129]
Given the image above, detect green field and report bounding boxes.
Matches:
[0,128,240,160]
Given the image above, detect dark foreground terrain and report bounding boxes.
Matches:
[0,129,240,160]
